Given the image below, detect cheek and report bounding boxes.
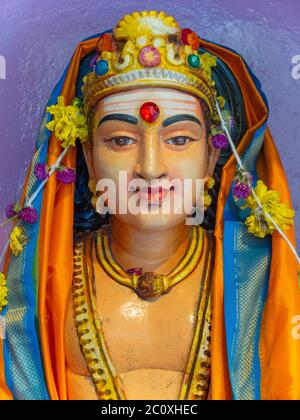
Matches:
[92,145,137,180]
[165,142,207,181]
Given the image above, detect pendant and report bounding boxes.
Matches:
[135,272,167,301]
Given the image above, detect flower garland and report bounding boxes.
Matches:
[0,96,88,313]
[9,226,28,256]
[215,101,300,285]
[240,180,294,238]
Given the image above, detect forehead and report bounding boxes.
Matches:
[95,87,201,117]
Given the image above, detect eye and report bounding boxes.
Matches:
[108,136,137,147]
[165,136,195,146]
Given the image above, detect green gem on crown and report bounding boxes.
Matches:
[187,54,201,69]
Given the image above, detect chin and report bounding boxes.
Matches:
[114,212,188,231]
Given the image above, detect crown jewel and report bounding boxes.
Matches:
[82,10,221,120]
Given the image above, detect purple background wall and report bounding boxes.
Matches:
[0,0,299,266]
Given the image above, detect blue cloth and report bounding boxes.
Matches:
[223,122,272,400]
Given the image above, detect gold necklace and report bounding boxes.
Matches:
[72,228,214,400]
[95,225,204,301]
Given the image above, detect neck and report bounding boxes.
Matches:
[109,217,191,272]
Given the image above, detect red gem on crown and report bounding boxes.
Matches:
[180,28,193,45]
[96,33,116,53]
[180,28,200,50]
[139,102,160,123]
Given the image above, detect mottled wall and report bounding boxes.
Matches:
[0,0,299,264]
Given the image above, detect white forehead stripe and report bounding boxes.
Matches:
[103,89,198,104]
[103,102,197,112]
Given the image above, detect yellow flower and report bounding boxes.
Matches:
[217,96,226,108]
[9,226,27,257]
[204,192,212,210]
[200,52,217,78]
[242,180,294,238]
[206,177,215,190]
[46,96,88,148]
[0,272,8,312]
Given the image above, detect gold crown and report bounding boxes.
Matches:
[82,10,221,119]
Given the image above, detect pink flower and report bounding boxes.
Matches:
[34,163,49,181]
[19,207,38,224]
[5,203,17,219]
[56,168,76,184]
[211,133,229,149]
[139,46,161,67]
[233,181,251,199]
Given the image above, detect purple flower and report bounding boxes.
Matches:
[211,133,229,149]
[19,207,38,224]
[5,203,17,219]
[56,168,76,184]
[34,163,48,181]
[233,181,251,199]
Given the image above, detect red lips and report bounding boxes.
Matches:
[138,186,172,204]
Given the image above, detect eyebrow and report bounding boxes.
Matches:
[98,113,138,128]
[97,113,202,129]
[162,114,202,127]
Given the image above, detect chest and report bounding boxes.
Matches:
[65,232,213,400]
[93,261,204,373]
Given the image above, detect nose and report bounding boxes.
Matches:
[134,130,168,181]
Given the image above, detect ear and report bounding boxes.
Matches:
[82,141,96,179]
[205,139,221,179]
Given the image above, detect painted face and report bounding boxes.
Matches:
[83,87,219,230]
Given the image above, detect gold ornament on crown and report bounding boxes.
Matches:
[82,10,223,121]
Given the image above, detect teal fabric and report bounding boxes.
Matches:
[223,123,272,400]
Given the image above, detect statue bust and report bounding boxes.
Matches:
[0,10,300,401]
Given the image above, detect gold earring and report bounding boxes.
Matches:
[88,179,98,209]
[204,176,215,210]
[88,179,108,214]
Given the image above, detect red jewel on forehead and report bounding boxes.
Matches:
[139,102,160,123]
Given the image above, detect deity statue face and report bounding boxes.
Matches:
[83,87,220,230]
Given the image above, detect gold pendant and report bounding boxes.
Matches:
[135,272,167,301]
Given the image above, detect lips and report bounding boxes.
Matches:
[137,186,173,204]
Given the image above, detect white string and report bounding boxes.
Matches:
[0,144,71,271]
[26,145,71,207]
[215,101,300,266]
